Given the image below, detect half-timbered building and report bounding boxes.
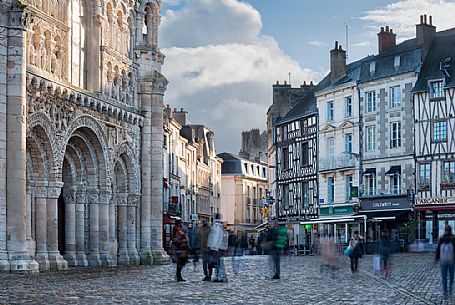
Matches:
[275,84,318,246]
[413,25,455,243]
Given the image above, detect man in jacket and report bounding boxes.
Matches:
[199,218,212,281]
[436,225,455,300]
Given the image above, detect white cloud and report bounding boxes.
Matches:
[351,41,371,47]
[361,0,455,40]
[160,0,322,152]
[309,40,325,47]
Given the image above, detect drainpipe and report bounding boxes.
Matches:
[356,83,366,248]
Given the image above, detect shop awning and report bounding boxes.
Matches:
[300,215,366,225]
[362,209,409,221]
[385,166,401,176]
[363,168,376,176]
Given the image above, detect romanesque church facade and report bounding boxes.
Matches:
[0,0,168,272]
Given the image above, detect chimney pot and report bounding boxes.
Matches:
[339,44,343,50]
[390,29,393,33]
[335,41,338,49]
[173,108,177,112]
[429,15,433,25]
[386,25,389,32]
[303,80,306,85]
[310,81,314,85]
[180,107,184,111]
[381,26,384,32]
[424,14,427,24]
[420,15,424,24]
[284,81,287,85]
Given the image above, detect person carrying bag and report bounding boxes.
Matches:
[172,220,189,282]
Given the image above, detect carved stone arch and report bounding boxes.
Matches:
[137,0,160,14]
[66,133,99,189]
[113,157,128,193]
[113,142,139,193]
[65,141,87,186]
[61,115,113,187]
[26,114,58,180]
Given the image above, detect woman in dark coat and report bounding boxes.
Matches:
[348,230,362,274]
[172,220,189,282]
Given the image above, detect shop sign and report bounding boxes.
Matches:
[361,196,412,211]
[319,206,353,215]
[415,197,455,206]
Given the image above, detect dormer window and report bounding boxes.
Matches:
[430,80,444,98]
[369,61,376,74]
[394,56,400,68]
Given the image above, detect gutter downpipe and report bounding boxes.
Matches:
[356,83,367,244]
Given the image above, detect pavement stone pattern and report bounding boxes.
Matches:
[0,253,450,305]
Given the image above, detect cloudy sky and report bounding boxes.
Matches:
[159,0,455,153]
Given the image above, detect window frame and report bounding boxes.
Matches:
[433,120,447,143]
[345,175,352,201]
[419,163,431,190]
[344,133,353,153]
[366,174,377,196]
[327,101,334,122]
[443,161,455,184]
[366,126,376,151]
[389,85,401,108]
[430,80,445,99]
[327,177,335,203]
[345,96,352,118]
[390,175,401,194]
[390,121,402,148]
[365,91,376,113]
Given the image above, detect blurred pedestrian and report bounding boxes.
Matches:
[266,223,288,279]
[319,236,339,278]
[348,230,362,274]
[171,220,189,282]
[249,235,256,255]
[208,214,229,283]
[436,225,455,300]
[187,222,200,271]
[378,230,391,277]
[198,218,212,281]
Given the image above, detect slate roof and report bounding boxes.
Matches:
[217,152,265,175]
[358,38,421,84]
[413,28,455,92]
[275,88,317,125]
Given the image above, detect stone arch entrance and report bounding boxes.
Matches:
[59,125,111,267]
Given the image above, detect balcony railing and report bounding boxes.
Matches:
[319,154,355,171]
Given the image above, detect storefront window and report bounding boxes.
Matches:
[443,161,455,184]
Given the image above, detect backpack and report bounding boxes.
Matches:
[440,242,454,264]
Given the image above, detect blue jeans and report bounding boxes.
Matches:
[441,263,455,298]
[271,249,280,276]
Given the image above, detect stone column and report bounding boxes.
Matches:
[135,13,144,45]
[34,182,50,270]
[109,195,117,265]
[87,191,101,266]
[149,73,170,264]
[26,184,35,257]
[47,182,67,270]
[99,191,113,266]
[75,188,88,266]
[0,4,9,272]
[5,5,38,272]
[63,189,77,266]
[117,193,129,265]
[127,194,140,265]
[139,87,153,265]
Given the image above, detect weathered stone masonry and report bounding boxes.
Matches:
[0,0,169,272]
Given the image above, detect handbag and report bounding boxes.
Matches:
[344,247,353,256]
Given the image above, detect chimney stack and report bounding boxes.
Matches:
[378,25,397,53]
[330,41,346,83]
[416,14,436,60]
[172,107,189,126]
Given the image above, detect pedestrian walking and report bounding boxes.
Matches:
[378,230,391,277]
[348,230,362,274]
[208,214,229,283]
[187,222,200,271]
[198,218,213,281]
[319,236,339,278]
[171,220,189,282]
[265,223,288,279]
[436,225,455,300]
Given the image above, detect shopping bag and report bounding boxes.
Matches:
[373,255,381,271]
[343,247,352,256]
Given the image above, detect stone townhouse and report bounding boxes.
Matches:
[316,42,367,244]
[357,24,422,249]
[413,19,455,244]
[0,0,169,272]
[218,152,268,239]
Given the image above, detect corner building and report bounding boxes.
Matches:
[0,0,169,272]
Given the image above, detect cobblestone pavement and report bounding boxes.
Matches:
[0,253,450,305]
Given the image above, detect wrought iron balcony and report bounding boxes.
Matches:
[319,154,355,171]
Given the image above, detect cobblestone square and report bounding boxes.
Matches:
[0,253,450,305]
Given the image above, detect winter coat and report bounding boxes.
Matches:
[436,233,455,263]
[349,237,362,258]
[378,236,391,259]
[199,224,211,253]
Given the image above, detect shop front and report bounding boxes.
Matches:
[360,195,413,253]
[415,197,455,245]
